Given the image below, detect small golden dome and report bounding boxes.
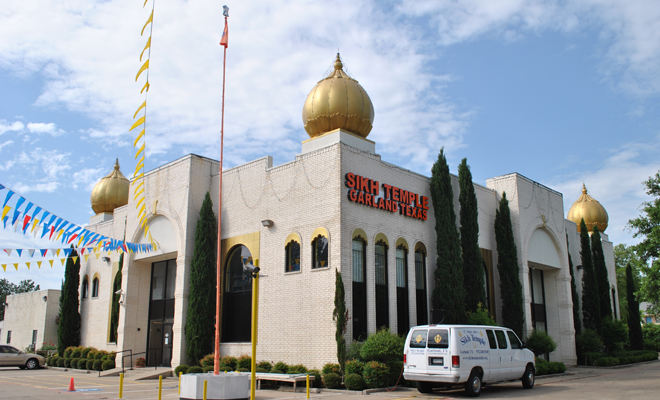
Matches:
[302,53,375,138]
[567,184,608,233]
[91,159,129,215]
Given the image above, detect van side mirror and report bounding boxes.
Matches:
[521,341,527,348]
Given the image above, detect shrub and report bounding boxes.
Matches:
[50,356,60,366]
[220,356,238,370]
[345,373,364,390]
[385,360,403,386]
[602,317,628,351]
[199,354,214,367]
[63,347,74,359]
[594,357,619,367]
[308,369,323,388]
[362,361,389,388]
[237,355,251,371]
[86,359,94,370]
[71,347,82,358]
[272,361,289,374]
[65,358,75,368]
[360,329,405,362]
[203,366,214,373]
[236,368,249,372]
[93,360,102,371]
[322,363,341,376]
[101,360,115,371]
[39,342,58,351]
[257,361,272,372]
[187,366,203,374]
[57,358,66,367]
[577,329,603,355]
[81,347,94,359]
[76,359,86,369]
[88,350,98,360]
[466,303,497,326]
[526,329,557,356]
[287,364,307,374]
[97,350,109,360]
[218,366,232,372]
[255,367,268,373]
[107,353,116,362]
[345,359,364,376]
[323,372,342,389]
[347,341,364,361]
[174,365,189,376]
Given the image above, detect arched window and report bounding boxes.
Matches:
[375,236,389,330]
[312,235,328,269]
[285,239,301,272]
[352,234,367,341]
[414,243,428,326]
[82,276,89,299]
[396,242,409,334]
[222,245,253,342]
[92,276,100,298]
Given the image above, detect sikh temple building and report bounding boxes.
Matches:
[75,55,617,369]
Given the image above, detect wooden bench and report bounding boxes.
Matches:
[254,373,309,391]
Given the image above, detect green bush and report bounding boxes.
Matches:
[220,356,238,370]
[385,360,403,386]
[63,347,74,358]
[218,366,233,372]
[257,361,272,372]
[65,358,75,368]
[526,329,557,356]
[57,358,66,367]
[236,367,249,372]
[466,303,497,326]
[203,366,214,373]
[71,347,82,358]
[345,359,364,376]
[594,357,619,367]
[237,355,251,371]
[187,366,203,374]
[86,359,94,370]
[76,359,86,369]
[81,347,94,359]
[101,360,115,371]
[88,350,98,360]
[199,354,214,367]
[322,363,341,375]
[360,329,405,362]
[347,341,364,361]
[602,317,628,351]
[363,361,389,388]
[174,365,189,376]
[287,364,307,374]
[272,361,289,374]
[345,373,364,390]
[308,369,322,388]
[107,353,116,362]
[93,360,102,371]
[577,329,603,355]
[323,372,342,389]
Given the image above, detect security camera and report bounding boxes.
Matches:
[243,263,260,277]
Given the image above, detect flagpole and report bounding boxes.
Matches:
[214,10,228,377]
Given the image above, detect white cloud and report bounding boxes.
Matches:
[0,120,24,135]
[0,140,14,152]
[11,181,60,193]
[72,168,104,190]
[26,122,65,136]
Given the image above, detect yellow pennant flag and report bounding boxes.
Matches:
[133,100,147,119]
[49,260,54,268]
[141,10,153,36]
[31,219,40,233]
[84,255,89,262]
[132,173,144,184]
[140,37,151,62]
[60,258,65,266]
[135,142,146,160]
[37,261,42,268]
[140,81,150,94]
[26,262,30,270]
[130,116,145,132]
[1,264,5,272]
[56,249,61,257]
[13,263,18,270]
[1,205,10,221]
[133,129,145,146]
[135,59,149,82]
[72,256,78,264]
[135,196,145,209]
[56,230,64,241]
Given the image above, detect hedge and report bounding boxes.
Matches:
[174,365,189,376]
[363,361,389,388]
[323,372,341,389]
[345,373,364,390]
[101,360,115,371]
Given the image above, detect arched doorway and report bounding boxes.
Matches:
[222,245,253,342]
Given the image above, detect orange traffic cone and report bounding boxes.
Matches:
[68,377,75,392]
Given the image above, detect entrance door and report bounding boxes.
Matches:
[529,268,547,332]
[222,245,253,343]
[147,259,176,366]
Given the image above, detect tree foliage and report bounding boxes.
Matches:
[333,268,348,376]
[626,263,644,350]
[591,225,612,319]
[580,219,601,334]
[0,279,40,321]
[58,247,81,356]
[494,192,524,338]
[430,148,465,324]
[458,158,486,313]
[614,244,644,322]
[566,236,581,334]
[185,192,217,365]
[109,252,124,343]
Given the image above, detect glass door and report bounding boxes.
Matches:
[147,259,176,366]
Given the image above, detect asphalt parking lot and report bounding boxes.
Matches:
[0,361,659,399]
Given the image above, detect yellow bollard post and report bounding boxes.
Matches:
[203,380,208,400]
[250,267,260,400]
[306,374,310,399]
[119,373,124,399]
[178,371,182,395]
[158,375,162,400]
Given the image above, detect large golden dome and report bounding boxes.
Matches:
[91,159,129,215]
[302,54,375,138]
[567,184,608,233]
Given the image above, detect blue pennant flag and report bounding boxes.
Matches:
[11,197,26,226]
[0,183,4,190]
[32,206,42,220]
[23,202,33,216]
[16,249,23,257]
[2,190,13,209]
[63,248,73,257]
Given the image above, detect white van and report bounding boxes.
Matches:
[403,325,535,397]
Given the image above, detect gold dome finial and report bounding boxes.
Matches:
[302,54,375,138]
[567,184,608,233]
[91,160,129,215]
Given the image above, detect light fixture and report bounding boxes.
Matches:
[2,302,8,307]
[576,264,583,270]
[42,296,48,302]
[261,219,274,227]
[102,256,111,262]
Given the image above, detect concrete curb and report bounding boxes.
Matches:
[47,366,90,374]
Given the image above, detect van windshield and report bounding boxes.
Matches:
[409,330,427,348]
[427,329,449,348]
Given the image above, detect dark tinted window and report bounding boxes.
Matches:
[427,329,449,348]
[507,331,522,349]
[6,346,19,354]
[409,330,428,348]
[486,330,497,349]
[495,330,508,349]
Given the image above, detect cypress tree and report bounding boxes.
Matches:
[625,263,644,350]
[458,159,486,313]
[333,268,347,376]
[494,192,524,338]
[591,225,612,319]
[430,148,465,324]
[57,246,81,356]
[566,235,581,334]
[580,219,601,333]
[109,251,123,343]
[185,192,217,365]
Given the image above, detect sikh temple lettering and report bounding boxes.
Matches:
[345,172,428,221]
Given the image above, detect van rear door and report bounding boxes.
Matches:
[407,328,429,374]
[426,328,450,375]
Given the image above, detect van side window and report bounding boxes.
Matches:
[427,329,449,348]
[507,331,522,349]
[486,330,497,349]
[495,330,508,349]
[409,330,428,348]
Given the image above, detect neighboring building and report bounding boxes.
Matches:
[640,302,660,325]
[1,289,60,351]
[75,54,618,369]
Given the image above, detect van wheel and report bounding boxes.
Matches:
[464,371,482,397]
[416,381,434,393]
[522,365,535,389]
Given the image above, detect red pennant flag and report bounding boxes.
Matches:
[219,19,228,48]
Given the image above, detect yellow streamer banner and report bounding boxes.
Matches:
[130,116,146,132]
[135,143,145,159]
[141,11,153,36]
[49,260,54,268]
[135,59,149,82]
[133,101,147,119]
[141,81,150,94]
[140,37,151,62]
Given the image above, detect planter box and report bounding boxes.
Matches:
[180,372,249,400]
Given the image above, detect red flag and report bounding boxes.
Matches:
[220,20,228,48]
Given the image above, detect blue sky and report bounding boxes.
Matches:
[1,0,659,290]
